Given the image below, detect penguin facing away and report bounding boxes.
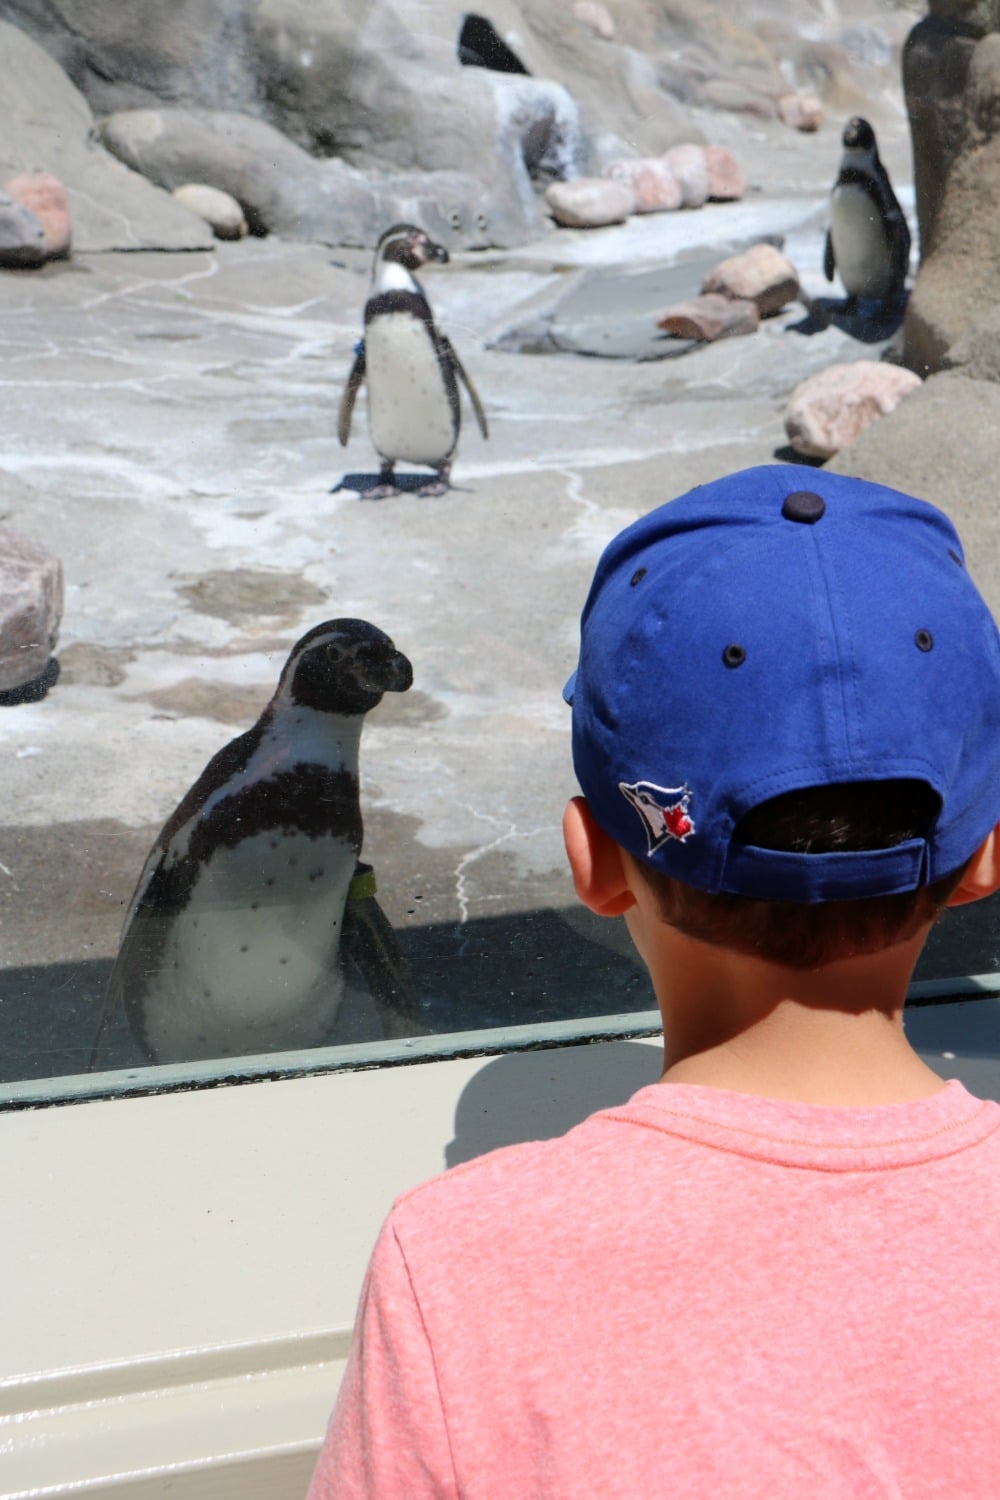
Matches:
[90,620,419,1068]
[824,116,911,309]
[338,222,489,498]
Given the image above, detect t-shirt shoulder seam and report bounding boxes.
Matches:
[599,1100,1000,1171]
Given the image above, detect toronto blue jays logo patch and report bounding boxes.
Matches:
[619,781,695,853]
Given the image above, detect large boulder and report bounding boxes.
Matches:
[0,20,211,253]
[825,370,1000,615]
[100,108,515,247]
[101,109,382,246]
[903,16,1000,373]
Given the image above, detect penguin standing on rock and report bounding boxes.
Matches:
[90,620,420,1068]
[338,222,488,497]
[824,116,911,310]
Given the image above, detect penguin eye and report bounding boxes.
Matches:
[325,642,345,664]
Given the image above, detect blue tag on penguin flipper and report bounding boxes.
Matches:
[353,337,365,358]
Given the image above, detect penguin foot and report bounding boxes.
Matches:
[417,463,452,497]
[365,482,402,500]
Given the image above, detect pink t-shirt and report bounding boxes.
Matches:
[308,1079,1000,1498]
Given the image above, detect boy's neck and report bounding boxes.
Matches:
[644,924,946,1107]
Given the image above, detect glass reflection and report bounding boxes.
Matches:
[0,0,998,1100]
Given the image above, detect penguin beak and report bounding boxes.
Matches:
[385,649,414,693]
[356,646,413,696]
[425,240,450,265]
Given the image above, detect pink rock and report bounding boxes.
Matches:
[657,293,759,341]
[784,362,923,459]
[702,243,799,317]
[664,144,709,208]
[0,192,46,269]
[572,0,615,40]
[704,145,746,202]
[0,529,63,691]
[777,94,825,133]
[4,172,71,259]
[603,158,682,214]
[545,177,634,228]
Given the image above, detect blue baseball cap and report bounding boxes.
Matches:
[563,465,1000,901]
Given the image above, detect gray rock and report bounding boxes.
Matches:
[943,302,1000,381]
[102,108,381,245]
[903,25,1000,373]
[102,107,520,249]
[0,191,46,268]
[0,528,63,692]
[902,17,978,265]
[0,20,212,253]
[825,370,1000,615]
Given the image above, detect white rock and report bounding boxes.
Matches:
[785,362,923,459]
[664,144,709,208]
[546,177,634,228]
[172,183,248,240]
[777,94,825,133]
[572,1,615,40]
[603,158,682,213]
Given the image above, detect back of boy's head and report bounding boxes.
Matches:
[564,466,1000,967]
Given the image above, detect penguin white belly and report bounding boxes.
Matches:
[365,315,456,465]
[831,184,894,298]
[139,830,355,1062]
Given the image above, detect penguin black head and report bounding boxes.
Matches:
[279,619,413,717]
[375,223,450,271]
[842,116,877,153]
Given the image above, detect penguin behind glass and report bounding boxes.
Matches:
[338,222,489,497]
[824,116,911,309]
[90,620,418,1068]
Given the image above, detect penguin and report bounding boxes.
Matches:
[338,222,488,497]
[89,619,419,1068]
[824,116,911,310]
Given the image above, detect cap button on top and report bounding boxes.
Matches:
[782,490,826,524]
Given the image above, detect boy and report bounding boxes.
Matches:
[308,465,1000,1497]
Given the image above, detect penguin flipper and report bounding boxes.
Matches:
[338,346,366,447]
[440,334,489,440]
[889,214,912,299]
[823,229,835,283]
[341,890,425,1039]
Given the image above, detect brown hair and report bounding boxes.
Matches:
[634,781,970,969]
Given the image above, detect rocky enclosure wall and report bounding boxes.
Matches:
[0,0,913,250]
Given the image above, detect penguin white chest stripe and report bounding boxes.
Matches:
[831,182,896,298]
[138,829,356,1061]
[365,312,458,465]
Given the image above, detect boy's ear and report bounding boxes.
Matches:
[945,824,1000,907]
[563,796,637,917]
